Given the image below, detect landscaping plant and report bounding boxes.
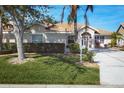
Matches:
[68,43,80,53]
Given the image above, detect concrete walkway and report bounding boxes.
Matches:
[94,49,124,86]
[0,84,124,88]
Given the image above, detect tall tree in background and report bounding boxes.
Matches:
[61,5,93,42]
[2,5,51,62]
[0,11,9,51]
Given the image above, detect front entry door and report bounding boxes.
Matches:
[84,36,88,48]
[82,32,91,49]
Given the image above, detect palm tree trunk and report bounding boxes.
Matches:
[74,12,78,42]
[73,11,83,64]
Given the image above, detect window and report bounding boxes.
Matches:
[100,36,104,39]
[68,36,75,44]
[32,34,43,43]
[95,36,99,40]
[100,36,104,43]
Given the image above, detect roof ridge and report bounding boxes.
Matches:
[55,23,83,25]
[121,23,124,27]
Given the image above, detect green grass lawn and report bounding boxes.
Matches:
[0,53,100,84]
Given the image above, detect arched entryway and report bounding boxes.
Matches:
[81,32,92,49]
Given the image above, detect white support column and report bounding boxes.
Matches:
[91,35,95,49]
[80,36,83,64]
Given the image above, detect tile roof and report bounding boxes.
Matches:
[48,23,82,32]
[3,22,112,35]
[97,29,112,35]
[48,23,112,35]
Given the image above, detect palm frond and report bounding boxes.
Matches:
[67,14,73,24]
[61,5,66,23]
[84,5,93,31]
[86,5,93,13]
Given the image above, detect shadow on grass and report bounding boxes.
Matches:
[0,53,99,84]
[42,54,87,73]
[28,53,87,81]
[38,53,88,80]
[7,53,96,81]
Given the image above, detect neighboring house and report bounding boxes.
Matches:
[3,23,112,52]
[116,23,124,46]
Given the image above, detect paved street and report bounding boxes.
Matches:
[94,49,124,85]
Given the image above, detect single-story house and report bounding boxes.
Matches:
[116,23,124,46]
[3,23,112,52]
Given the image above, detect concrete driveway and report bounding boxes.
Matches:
[94,49,124,85]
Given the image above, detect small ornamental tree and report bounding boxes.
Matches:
[1,5,53,62]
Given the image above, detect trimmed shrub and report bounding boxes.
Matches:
[86,51,95,62]
[68,43,80,53]
[82,54,89,61]
[82,48,88,54]
[23,43,65,53]
[82,48,95,62]
[2,43,16,51]
[0,50,15,55]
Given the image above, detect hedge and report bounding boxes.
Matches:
[0,50,16,55]
[0,43,65,55]
[23,43,65,53]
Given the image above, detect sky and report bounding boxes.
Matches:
[48,5,124,32]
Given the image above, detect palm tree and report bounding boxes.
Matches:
[60,5,93,64]
[61,5,93,42]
